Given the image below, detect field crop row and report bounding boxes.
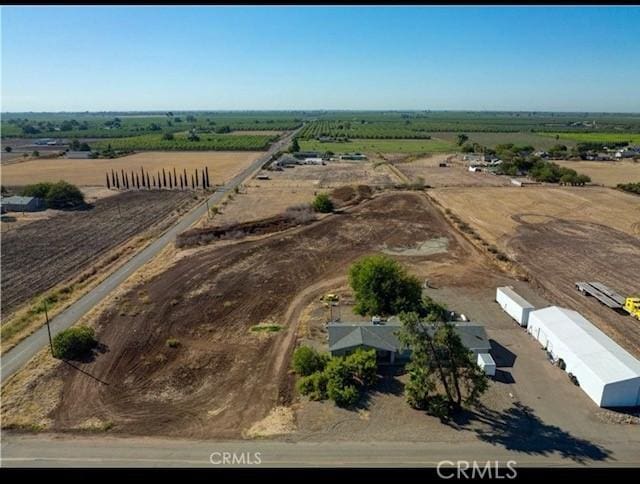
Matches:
[92,132,278,151]
[539,132,640,144]
[299,138,456,154]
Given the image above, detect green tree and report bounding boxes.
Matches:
[292,346,328,376]
[325,358,359,407]
[4,146,12,153]
[290,138,300,153]
[69,139,81,150]
[32,150,40,157]
[398,312,489,418]
[348,255,423,317]
[456,134,469,146]
[345,348,377,386]
[163,132,175,140]
[311,193,334,213]
[52,326,98,360]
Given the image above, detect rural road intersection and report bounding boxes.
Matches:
[0,128,300,381]
[2,433,638,467]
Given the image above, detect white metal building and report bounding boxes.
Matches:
[528,306,640,407]
[477,353,496,377]
[496,286,535,327]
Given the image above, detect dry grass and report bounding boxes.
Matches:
[430,186,640,245]
[244,406,296,438]
[0,151,262,187]
[555,160,640,187]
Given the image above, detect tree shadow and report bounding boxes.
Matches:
[353,366,405,411]
[490,339,517,368]
[60,342,110,385]
[448,402,612,464]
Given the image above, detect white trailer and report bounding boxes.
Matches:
[496,286,534,327]
[477,352,496,376]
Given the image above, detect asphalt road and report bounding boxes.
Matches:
[1,433,637,468]
[0,129,299,381]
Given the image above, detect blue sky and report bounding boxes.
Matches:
[1,6,639,112]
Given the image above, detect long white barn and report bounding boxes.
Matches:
[528,306,640,408]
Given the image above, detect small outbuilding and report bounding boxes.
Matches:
[496,286,535,327]
[527,306,640,408]
[477,353,496,376]
[0,196,45,212]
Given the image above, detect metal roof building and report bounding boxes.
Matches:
[0,196,45,212]
[527,306,640,407]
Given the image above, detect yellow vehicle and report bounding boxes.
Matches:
[624,297,640,320]
[320,293,339,303]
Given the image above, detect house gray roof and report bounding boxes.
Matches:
[328,320,491,354]
[1,196,39,205]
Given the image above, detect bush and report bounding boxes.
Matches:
[345,348,377,386]
[166,338,180,348]
[325,358,359,407]
[312,193,334,213]
[52,326,97,360]
[292,346,328,376]
[297,371,328,400]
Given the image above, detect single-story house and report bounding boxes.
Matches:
[340,153,367,161]
[0,196,45,212]
[527,306,640,407]
[328,318,492,367]
[66,151,92,159]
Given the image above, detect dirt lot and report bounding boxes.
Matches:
[202,161,401,226]
[1,191,199,315]
[0,151,262,187]
[430,186,640,357]
[13,192,479,438]
[390,153,512,187]
[555,160,640,186]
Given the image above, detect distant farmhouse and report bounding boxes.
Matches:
[0,196,45,213]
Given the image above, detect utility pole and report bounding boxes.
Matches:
[44,301,54,357]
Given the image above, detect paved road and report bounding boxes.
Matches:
[1,434,637,468]
[0,129,299,381]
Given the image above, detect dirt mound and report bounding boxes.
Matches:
[330,184,373,207]
[176,206,316,248]
[48,192,472,438]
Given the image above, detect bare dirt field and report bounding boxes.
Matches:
[0,151,262,187]
[555,160,640,186]
[1,191,199,315]
[202,161,401,226]
[430,186,640,357]
[390,153,512,187]
[22,192,480,439]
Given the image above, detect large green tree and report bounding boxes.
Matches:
[348,255,423,316]
[398,311,489,419]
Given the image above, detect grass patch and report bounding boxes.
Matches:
[250,324,282,333]
[166,338,180,348]
[540,132,640,144]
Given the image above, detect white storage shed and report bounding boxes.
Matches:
[477,353,496,376]
[496,286,535,327]
[527,306,640,408]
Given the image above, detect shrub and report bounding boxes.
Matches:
[311,193,334,213]
[292,346,328,376]
[52,326,97,360]
[166,338,180,348]
[297,371,328,400]
[325,358,360,407]
[345,348,377,386]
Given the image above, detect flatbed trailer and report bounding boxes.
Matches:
[575,282,625,309]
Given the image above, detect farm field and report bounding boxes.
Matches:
[435,131,578,149]
[2,192,483,438]
[202,161,402,226]
[299,138,456,155]
[0,151,262,187]
[430,186,640,357]
[391,153,512,187]
[1,190,199,316]
[554,160,640,186]
[540,132,640,144]
[91,132,278,151]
